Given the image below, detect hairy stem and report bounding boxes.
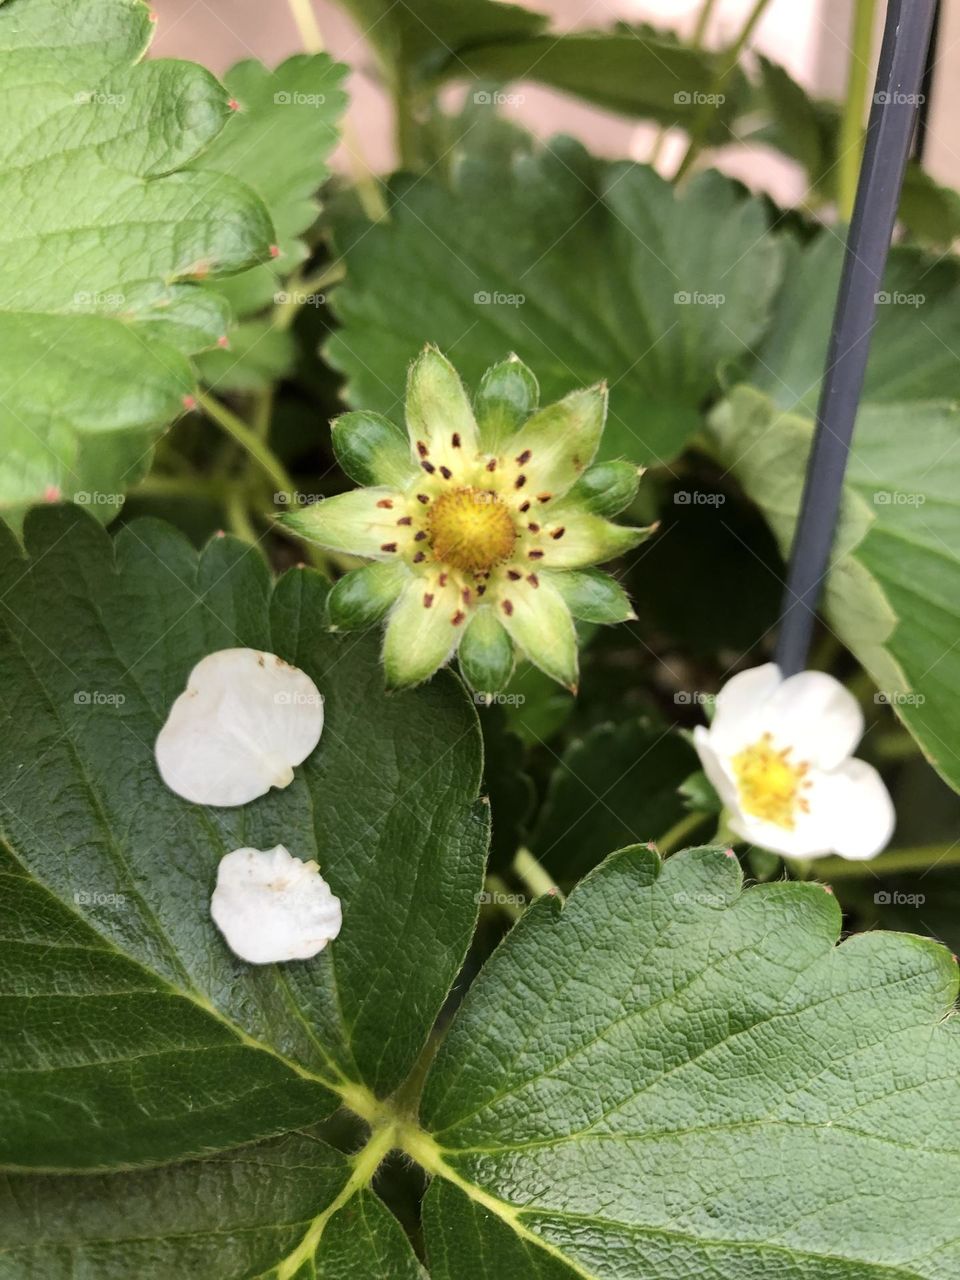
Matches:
[838,0,878,223]
[196,390,294,499]
[674,0,773,180]
[656,810,710,856]
[287,0,324,52]
[513,847,562,901]
[811,843,960,880]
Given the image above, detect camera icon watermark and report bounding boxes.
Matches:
[473,89,525,106]
[674,490,725,507]
[73,690,126,707]
[475,888,526,907]
[273,91,327,106]
[674,290,725,307]
[74,90,126,107]
[473,289,525,307]
[274,690,323,706]
[274,289,326,307]
[74,889,126,907]
[74,490,123,507]
[674,691,717,707]
[874,290,925,308]
[874,91,925,106]
[874,889,925,906]
[674,90,726,106]
[872,490,925,507]
[874,690,926,707]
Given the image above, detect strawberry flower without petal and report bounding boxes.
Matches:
[282,348,651,693]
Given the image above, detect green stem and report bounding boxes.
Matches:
[272,262,346,333]
[484,874,524,922]
[287,0,324,52]
[130,473,225,502]
[656,810,710,856]
[649,0,719,166]
[838,0,878,223]
[393,67,421,171]
[870,730,921,762]
[691,0,720,46]
[674,0,773,181]
[196,390,294,499]
[225,487,259,545]
[810,844,960,881]
[512,847,562,902]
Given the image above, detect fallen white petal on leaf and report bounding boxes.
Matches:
[155,648,323,806]
[211,845,342,964]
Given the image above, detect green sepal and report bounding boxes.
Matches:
[406,345,478,450]
[458,608,517,697]
[332,411,416,487]
[278,487,399,557]
[566,460,642,516]
[327,561,407,631]
[506,382,607,499]
[548,568,635,623]
[539,510,655,569]
[678,768,723,815]
[474,354,539,452]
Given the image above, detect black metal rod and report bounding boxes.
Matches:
[775,0,938,677]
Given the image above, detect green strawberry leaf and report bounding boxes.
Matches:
[331,0,733,128]
[417,844,960,1279]
[327,133,783,465]
[444,30,741,127]
[710,384,960,795]
[193,55,348,393]
[0,0,276,525]
[0,506,487,1170]
[328,0,545,88]
[531,720,699,881]
[706,230,960,792]
[0,1131,425,1278]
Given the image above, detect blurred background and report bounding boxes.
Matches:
[151,0,960,205]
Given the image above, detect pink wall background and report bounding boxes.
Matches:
[149,0,958,204]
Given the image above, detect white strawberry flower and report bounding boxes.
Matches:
[693,663,895,860]
[155,648,323,806]
[210,845,342,964]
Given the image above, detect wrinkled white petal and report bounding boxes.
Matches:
[766,670,864,770]
[814,759,896,860]
[211,845,342,964]
[708,662,783,753]
[155,648,323,806]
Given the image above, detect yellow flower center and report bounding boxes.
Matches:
[427,487,517,574]
[731,732,810,830]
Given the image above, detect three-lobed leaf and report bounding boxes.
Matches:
[0,508,487,1170]
[0,0,276,523]
[418,844,960,1278]
[193,54,348,393]
[328,132,783,466]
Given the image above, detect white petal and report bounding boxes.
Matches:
[708,663,783,753]
[156,648,323,806]
[691,726,740,812]
[815,758,896,860]
[766,670,864,770]
[211,845,342,964]
[726,805,834,860]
